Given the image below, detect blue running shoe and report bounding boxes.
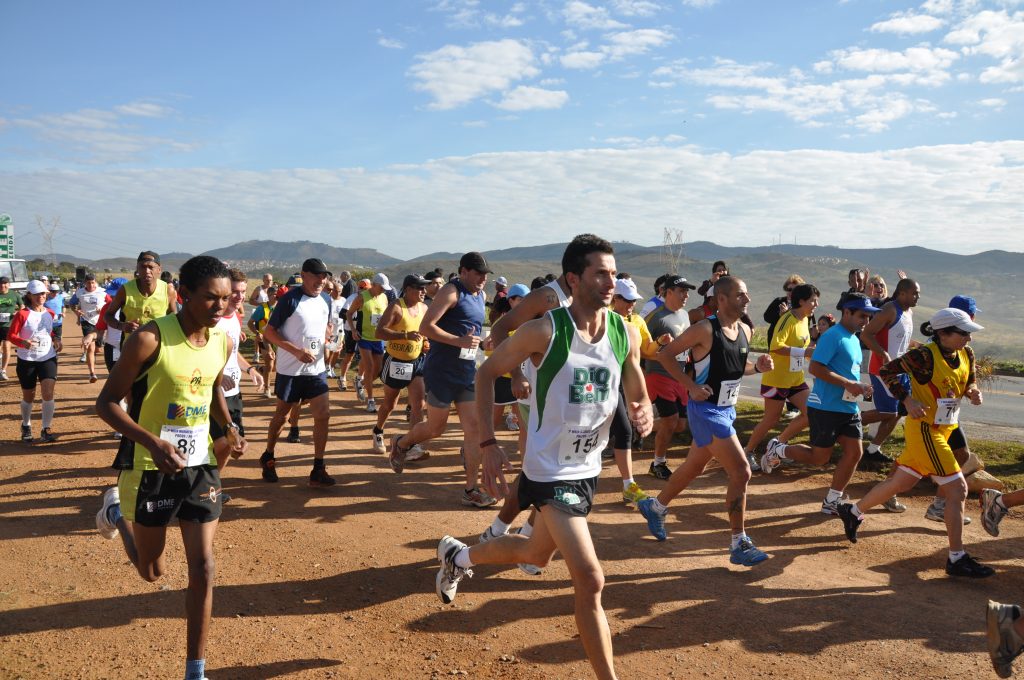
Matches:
[730,537,769,566]
[638,498,667,541]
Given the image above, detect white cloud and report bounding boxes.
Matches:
[378,37,405,49]
[114,101,174,118]
[462,119,488,127]
[944,9,1024,84]
[494,85,570,110]
[561,50,607,68]
[680,0,718,7]
[829,45,960,75]
[610,0,662,16]
[870,12,945,34]
[5,142,1020,259]
[409,39,538,109]
[564,1,630,30]
[604,28,674,59]
[979,96,1007,107]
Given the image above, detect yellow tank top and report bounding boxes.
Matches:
[130,315,228,470]
[908,341,970,433]
[359,290,387,341]
[256,302,271,333]
[385,299,425,360]
[123,279,171,326]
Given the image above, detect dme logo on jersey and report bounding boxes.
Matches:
[166,403,209,420]
[570,367,611,404]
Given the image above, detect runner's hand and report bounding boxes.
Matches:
[629,401,653,438]
[150,439,187,474]
[966,387,983,406]
[407,331,423,343]
[227,430,248,459]
[688,384,713,402]
[481,443,512,499]
[902,397,925,419]
[296,349,316,363]
[123,320,141,334]
[756,353,773,373]
[221,374,237,391]
[250,371,265,391]
[459,334,481,350]
[481,335,495,351]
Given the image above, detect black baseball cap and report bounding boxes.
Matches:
[665,275,697,290]
[137,250,160,264]
[459,251,492,274]
[301,258,331,276]
[402,274,431,291]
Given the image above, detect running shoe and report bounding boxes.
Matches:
[96,486,120,539]
[263,388,273,399]
[21,425,32,443]
[405,443,429,462]
[327,367,336,378]
[821,493,849,516]
[837,503,862,543]
[946,553,994,578]
[0,370,7,380]
[436,535,472,604]
[981,489,1009,538]
[113,432,122,440]
[505,413,519,432]
[648,461,671,480]
[260,451,279,483]
[366,399,378,414]
[760,438,783,474]
[622,481,648,504]
[747,453,761,473]
[79,352,87,363]
[338,376,347,391]
[355,377,366,402]
[882,496,907,513]
[389,435,407,473]
[860,449,891,469]
[637,497,667,541]
[729,537,769,566]
[478,525,506,543]
[372,432,385,454]
[512,527,542,575]
[782,407,799,421]
[39,428,58,443]
[987,600,1024,678]
[285,426,300,443]
[89,373,98,383]
[924,498,971,524]
[461,488,498,508]
[309,466,336,488]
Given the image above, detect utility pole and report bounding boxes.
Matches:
[660,227,684,275]
[35,215,61,267]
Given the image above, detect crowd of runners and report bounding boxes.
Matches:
[3,236,1021,680]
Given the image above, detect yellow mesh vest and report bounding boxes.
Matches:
[908,341,969,433]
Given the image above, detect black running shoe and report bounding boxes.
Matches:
[21,425,32,443]
[946,553,995,578]
[260,451,279,483]
[309,466,336,488]
[649,461,672,480]
[39,428,58,443]
[837,502,862,543]
[285,426,300,443]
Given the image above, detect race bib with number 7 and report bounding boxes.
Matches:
[934,398,960,425]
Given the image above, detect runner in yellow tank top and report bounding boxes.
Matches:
[372,275,429,455]
[94,256,248,680]
[837,308,994,579]
[103,250,177,338]
[346,273,391,411]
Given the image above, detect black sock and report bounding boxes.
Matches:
[373,426,383,435]
[313,458,325,469]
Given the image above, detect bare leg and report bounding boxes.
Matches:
[180,519,218,664]
[744,398,785,453]
[308,392,330,460]
[657,445,714,506]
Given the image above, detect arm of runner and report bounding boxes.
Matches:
[489,284,560,346]
[421,283,478,349]
[860,303,895,364]
[262,323,314,364]
[103,286,130,332]
[658,320,713,400]
[621,323,653,438]
[7,310,29,349]
[211,369,248,460]
[346,294,364,341]
[744,327,773,375]
[374,301,408,341]
[166,285,178,315]
[809,357,872,398]
[96,322,188,474]
[248,286,263,306]
[475,317,551,499]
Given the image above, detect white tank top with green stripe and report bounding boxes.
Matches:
[524,307,629,482]
[130,314,228,470]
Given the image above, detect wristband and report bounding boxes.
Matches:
[479,438,498,449]
[754,363,762,373]
[246,366,256,374]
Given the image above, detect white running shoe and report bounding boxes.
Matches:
[478,525,507,543]
[513,527,542,576]
[981,489,1009,537]
[436,535,472,604]
[0,370,7,380]
[366,399,378,413]
[405,443,428,462]
[327,367,336,378]
[505,412,519,432]
[760,438,783,474]
[821,493,850,516]
[924,497,971,524]
[372,433,386,454]
[96,487,120,539]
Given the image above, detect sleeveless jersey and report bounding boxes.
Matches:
[692,316,749,404]
[358,290,388,341]
[869,301,913,374]
[125,314,228,470]
[423,279,485,387]
[385,299,425,360]
[908,341,970,433]
[122,279,170,328]
[524,307,629,482]
[543,279,571,308]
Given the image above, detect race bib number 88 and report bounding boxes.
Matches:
[159,424,210,467]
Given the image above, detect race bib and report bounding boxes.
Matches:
[225,365,242,388]
[934,398,961,426]
[370,313,382,327]
[842,388,864,403]
[31,332,52,355]
[299,335,323,374]
[674,349,689,363]
[387,360,414,381]
[159,423,210,467]
[789,353,806,372]
[0,312,9,323]
[459,346,478,361]
[559,426,601,465]
[717,378,741,407]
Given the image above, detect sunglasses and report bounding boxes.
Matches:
[948,328,972,336]
[783,287,794,293]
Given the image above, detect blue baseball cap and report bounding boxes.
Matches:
[841,293,881,313]
[507,283,530,298]
[949,295,980,317]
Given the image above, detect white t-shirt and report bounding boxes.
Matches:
[74,287,109,325]
[268,287,331,377]
[217,313,243,397]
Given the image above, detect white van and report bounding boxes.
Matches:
[0,259,30,291]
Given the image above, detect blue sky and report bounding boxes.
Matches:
[1,0,1022,260]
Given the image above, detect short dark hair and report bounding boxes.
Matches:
[561,234,614,277]
[653,273,669,296]
[894,278,918,296]
[179,256,230,292]
[712,260,727,273]
[790,283,820,308]
[159,271,173,283]
[715,275,741,298]
[530,276,547,290]
[616,272,630,280]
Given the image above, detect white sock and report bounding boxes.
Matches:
[20,401,32,425]
[518,521,534,538]
[622,478,635,490]
[866,443,881,454]
[850,504,864,518]
[489,518,510,536]
[826,488,845,503]
[777,443,788,459]
[453,547,474,568]
[730,532,748,549]
[654,455,667,465]
[651,498,668,514]
[949,550,966,563]
[41,400,55,429]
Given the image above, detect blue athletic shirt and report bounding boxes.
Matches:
[423,278,484,388]
[807,322,862,414]
[44,293,66,326]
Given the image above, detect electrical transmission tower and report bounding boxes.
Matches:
[35,215,61,267]
[660,227,684,275]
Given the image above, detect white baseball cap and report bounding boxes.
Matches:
[614,278,643,301]
[27,280,48,294]
[372,273,392,291]
[930,307,983,333]
[495,276,508,287]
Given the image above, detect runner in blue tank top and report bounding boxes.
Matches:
[636,276,775,567]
